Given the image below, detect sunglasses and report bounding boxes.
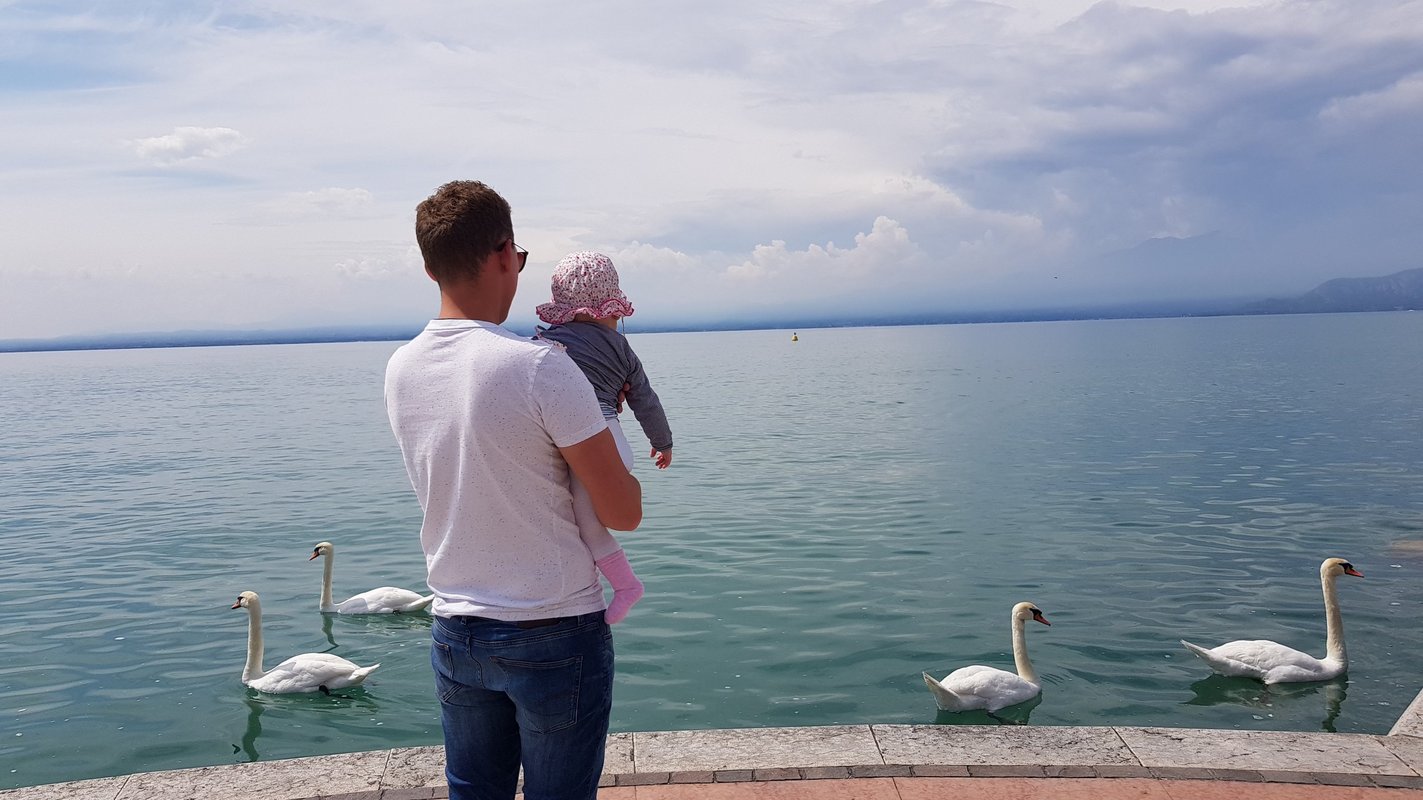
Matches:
[500,240,529,273]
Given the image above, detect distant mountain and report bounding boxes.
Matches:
[1241,267,1423,315]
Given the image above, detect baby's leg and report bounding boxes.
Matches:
[573,422,643,623]
[571,474,623,561]
[595,417,643,623]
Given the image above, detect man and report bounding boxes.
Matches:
[385,180,642,800]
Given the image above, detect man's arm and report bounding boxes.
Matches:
[560,429,643,531]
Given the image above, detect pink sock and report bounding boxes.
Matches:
[595,550,645,624]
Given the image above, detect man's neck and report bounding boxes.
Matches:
[437,287,507,324]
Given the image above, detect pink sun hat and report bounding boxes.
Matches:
[535,251,636,325]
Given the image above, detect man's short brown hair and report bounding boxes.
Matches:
[415,181,513,284]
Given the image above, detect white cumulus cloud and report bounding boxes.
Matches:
[129,126,249,164]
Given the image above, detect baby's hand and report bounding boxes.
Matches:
[651,447,672,470]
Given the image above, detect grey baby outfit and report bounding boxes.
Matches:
[536,322,673,452]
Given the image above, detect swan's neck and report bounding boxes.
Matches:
[1322,572,1346,662]
[1011,617,1038,684]
[320,551,335,611]
[242,605,266,683]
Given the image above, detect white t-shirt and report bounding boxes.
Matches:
[385,319,610,620]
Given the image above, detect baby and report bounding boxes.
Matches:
[536,251,672,623]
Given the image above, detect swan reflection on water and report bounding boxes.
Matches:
[321,607,434,648]
[933,692,1044,726]
[233,688,384,762]
[1184,674,1348,732]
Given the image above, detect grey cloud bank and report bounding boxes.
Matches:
[1,0,1420,340]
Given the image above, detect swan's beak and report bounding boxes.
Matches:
[1345,566,1364,577]
[230,600,243,609]
[1032,612,1051,626]
[309,551,320,561]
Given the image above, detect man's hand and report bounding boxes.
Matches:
[615,382,631,413]
[651,447,672,470]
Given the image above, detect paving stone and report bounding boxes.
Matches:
[632,725,881,772]
[603,732,634,777]
[0,776,130,800]
[1313,772,1377,787]
[1116,727,1414,775]
[667,770,716,784]
[1390,689,1423,738]
[617,772,670,786]
[115,751,388,800]
[872,724,1136,767]
[596,774,617,788]
[910,765,971,778]
[1149,766,1208,780]
[967,764,1047,778]
[801,766,852,780]
[1380,733,1423,777]
[1371,774,1423,789]
[379,789,436,800]
[849,765,912,778]
[1043,765,1098,778]
[1094,765,1153,778]
[751,768,801,781]
[713,770,755,783]
[381,747,445,790]
[1256,770,1319,784]
[1208,769,1264,782]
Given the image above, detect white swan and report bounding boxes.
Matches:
[1181,557,1363,684]
[922,602,1051,712]
[310,541,434,614]
[230,591,380,694]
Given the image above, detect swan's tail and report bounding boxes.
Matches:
[352,663,381,684]
[922,671,961,710]
[401,595,436,613]
[1179,640,1213,662]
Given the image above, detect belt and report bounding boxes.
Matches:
[452,615,568,629]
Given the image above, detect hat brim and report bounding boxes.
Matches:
[536,296,635,325]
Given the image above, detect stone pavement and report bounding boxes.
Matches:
[7,717,1423,800]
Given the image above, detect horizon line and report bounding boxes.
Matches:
[4,305,1413,355]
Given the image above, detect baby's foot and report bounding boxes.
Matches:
[604,580,645,624]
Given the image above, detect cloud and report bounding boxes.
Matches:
[3,1,1423,340]
[1319,72,1423,130]
[270,187,376,218]
[334,246,422,281]
[128,126,248,164]
[726,216,920,284]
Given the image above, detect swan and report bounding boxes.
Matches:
[310,541,434,614]
[1181,557,1363,684]
[230,591,380,694]
[922,602,1051,712]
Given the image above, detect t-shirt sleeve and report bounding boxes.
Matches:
[532,347,609,448]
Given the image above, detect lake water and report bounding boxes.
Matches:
[2,313,1423,789]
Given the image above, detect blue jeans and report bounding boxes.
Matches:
[431,611,614,800]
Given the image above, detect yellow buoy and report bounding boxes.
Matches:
[791,332,799,342]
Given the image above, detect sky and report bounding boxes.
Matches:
[2,0,1421,340]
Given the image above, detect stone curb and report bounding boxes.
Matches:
[274,765,1423,798]
[9,715,1423,798]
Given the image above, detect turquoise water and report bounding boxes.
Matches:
[2,313,1423,789]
